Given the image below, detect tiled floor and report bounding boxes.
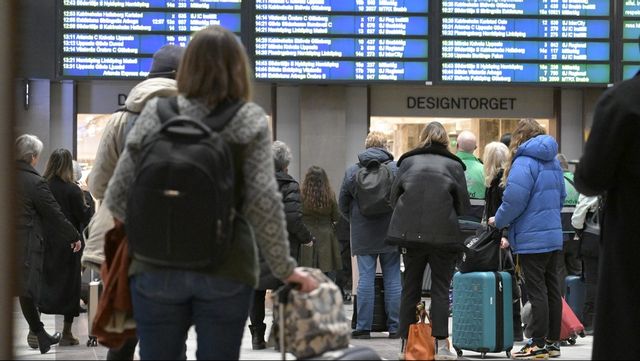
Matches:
[13,298,593,360]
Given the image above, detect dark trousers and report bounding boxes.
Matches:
[519,251,562,346]
[559,237,582,279]
[106,337,139,360]
[399,247,458,339]
[582,255,599,329]
[249,290,266,326]
[19,296,43,333]
[335,239,352,295]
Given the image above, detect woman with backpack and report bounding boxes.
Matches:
[489,118,566,359]
[386,121,470,360]
[299,165,343,280]
[103,25,318,360]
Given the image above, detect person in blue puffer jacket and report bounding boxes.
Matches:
[488,118,566,360]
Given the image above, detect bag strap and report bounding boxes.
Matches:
[563,175,576,189]
[156,96,245,131]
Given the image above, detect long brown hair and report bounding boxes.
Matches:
[419,122,449,148]
[501,118,547,187]
[177,25,252,107]
[301,166,335,210]
[43,148,75,183]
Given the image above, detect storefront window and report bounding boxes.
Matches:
[370,117,553,159]
[76,113,111,182]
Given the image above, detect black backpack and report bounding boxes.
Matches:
[126,96,244,269]
[354,159,394,217]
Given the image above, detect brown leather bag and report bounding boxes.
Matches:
[405,302,435,361]
[92,222,136,348]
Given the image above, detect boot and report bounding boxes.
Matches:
[27,331,38,349]
[60,321,79,346]
[35,329,61,354]
[249,324,266,350]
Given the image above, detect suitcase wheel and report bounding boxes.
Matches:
[87,336,98,347]
[481,351,487,359]
[567,337,577,346]
[506,351,512,358]
[454,347,463,357]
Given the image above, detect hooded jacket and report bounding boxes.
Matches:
[83,77,178,267]
[339,147,398,256]
[495,135,566,254]
[386,144,470,248]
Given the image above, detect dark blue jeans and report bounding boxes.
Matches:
[130,270,253,360]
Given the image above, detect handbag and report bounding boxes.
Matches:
[405,301,435,361]
[458,225,501,273]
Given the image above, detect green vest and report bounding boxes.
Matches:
[457,151,486,199]
[563,171,579,206]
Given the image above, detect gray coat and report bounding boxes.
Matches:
[339,147,397,256]
[386,144,470,248]
[16,161,80,301]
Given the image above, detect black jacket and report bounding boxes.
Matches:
[16,161,80,301]
[485,169,504,219]
[39,176,92,315]
[386,144,470,248]
[257,171,313,290]
[574,73,640,360]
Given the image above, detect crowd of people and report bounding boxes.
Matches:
[13,24,640,361]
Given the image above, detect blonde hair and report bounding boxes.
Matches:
[483,142,509,187]
[365,131,387,149]
[501,118,547,187]
[301,166,335,210]
[419,122,449,148]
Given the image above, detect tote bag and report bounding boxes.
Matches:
[405,301,435,361]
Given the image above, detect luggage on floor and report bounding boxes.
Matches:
[310,346,382,360]
[564,275,586,322]
[405,301,435,361]
[86,268,102,347]
[452,271,514,359]
[560,297,585,344]
[351,274,388,332]
[272,267,351,360]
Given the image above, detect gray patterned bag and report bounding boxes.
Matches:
[271,267,351,359]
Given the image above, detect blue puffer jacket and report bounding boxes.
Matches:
[495,135,566,254]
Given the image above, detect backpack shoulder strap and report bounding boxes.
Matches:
[116,106,142,146]
[202,100,246,132]
[156,96,180,125]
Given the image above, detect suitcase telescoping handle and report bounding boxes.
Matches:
[278,282,301,361]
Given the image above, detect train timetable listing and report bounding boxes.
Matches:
[624,0,640,16]
[442,0,609,16]
[442,62,609,83]
[254,59,428,81]
[255,14,428,36]
[63,10,241,32]
[442,18,609,38]
[256,37,427,58]
[62,0,241,10]
[62,33,191,54]
[254,0,428,12]
[442,40,608,61]
[62,56,153,77]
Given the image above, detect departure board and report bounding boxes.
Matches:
[59,0,242,78]
[623,1,640,79]
[253,0,430,82]
[440,0,611,84]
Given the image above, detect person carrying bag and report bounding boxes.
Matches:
[404,301,436,361]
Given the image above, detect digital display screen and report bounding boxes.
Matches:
[253,0,429,82]
[59,0,242,78]
[622,3,640,79]
[440,0,611,84]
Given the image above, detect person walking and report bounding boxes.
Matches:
[573,67,640,360]
[248,140,315,350]
[15,134,82,354]
[103,25,317,360]
[489,119,566,359]
[338,131,401,339]
[39,148,93,346]
[299,166,343,279]
[387,122,470,360]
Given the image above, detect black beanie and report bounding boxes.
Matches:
[147,44,185,79]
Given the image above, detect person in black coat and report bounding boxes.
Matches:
[40,148,93,346]
[248,140,315,350]
[387,122,470,359]
[574,70,640,360]
[15,135,82,354]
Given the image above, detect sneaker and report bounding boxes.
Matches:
[351,330,371,339]
[545,342,560,358]
[434,338,457,360]
[512,340,549,359]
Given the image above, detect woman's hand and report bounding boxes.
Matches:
[488,217,496,226]
[285,267,319,293]
[500,237,510,249]
[70,240,82,253]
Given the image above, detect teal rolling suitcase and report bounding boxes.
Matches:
[452,271,514,359]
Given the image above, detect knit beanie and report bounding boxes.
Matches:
[147,44,185,79]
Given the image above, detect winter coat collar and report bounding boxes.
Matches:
[397,144,466,170]
[275,170,297,184]
[16,160,39,176]
[357,147,394,167]
[456,151,483,164]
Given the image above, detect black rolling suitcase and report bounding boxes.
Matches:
[351,274,387,331]
[86,267,102,347]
